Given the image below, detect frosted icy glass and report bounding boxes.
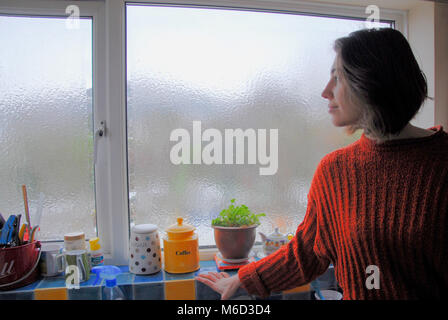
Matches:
[126,6,392,246]
[0,16,95,241]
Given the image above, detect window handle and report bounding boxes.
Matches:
[94,121,106,165]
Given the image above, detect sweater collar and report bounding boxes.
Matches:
[359,125,446,150]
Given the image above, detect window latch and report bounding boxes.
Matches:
[94,121,106,165]
[97,121,106,137]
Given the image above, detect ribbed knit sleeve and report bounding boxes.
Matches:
[238,165,331,298]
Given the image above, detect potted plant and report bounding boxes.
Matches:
[212,199,265,261]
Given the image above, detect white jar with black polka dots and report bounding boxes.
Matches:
[129,224,162,275]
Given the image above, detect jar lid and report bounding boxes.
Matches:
[89,237,101,251]
[268,228,285,240]
[64,232,85,241]
[165,217,195,234]
[132,224,158,234]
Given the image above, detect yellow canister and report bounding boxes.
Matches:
[163,217,200,274]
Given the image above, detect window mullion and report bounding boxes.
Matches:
[102,0,129,265]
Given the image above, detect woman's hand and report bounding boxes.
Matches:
[195,272,241,300]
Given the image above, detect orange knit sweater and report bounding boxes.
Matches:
[238,125,448,300]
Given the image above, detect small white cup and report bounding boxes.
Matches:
[39,244,65,277]
[314,290,343,300]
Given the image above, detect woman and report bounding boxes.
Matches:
[195,28,448,300]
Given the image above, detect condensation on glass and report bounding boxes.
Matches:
[126,5,392,246]
[0,15,95,241]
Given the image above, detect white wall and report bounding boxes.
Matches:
[408,1,435,128]
[435,2,448,129]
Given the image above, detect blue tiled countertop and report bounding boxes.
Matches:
[0,261,338,300]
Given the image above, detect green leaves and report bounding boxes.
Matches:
[212,198,266,227]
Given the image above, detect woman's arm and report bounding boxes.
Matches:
[237,199,330,298]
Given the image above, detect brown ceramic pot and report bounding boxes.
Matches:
[212,225,258,260]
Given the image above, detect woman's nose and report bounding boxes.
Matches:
[321,82,333,100]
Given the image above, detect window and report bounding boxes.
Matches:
[0,15,95,241]
[126,4,392,247]
[0,0,109,255]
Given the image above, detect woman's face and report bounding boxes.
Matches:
[321,55,362,127]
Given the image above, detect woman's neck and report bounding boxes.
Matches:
[364,124,435,143]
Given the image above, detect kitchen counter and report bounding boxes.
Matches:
[0,260,338,300]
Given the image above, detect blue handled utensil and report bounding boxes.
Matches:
[0,215,16,246]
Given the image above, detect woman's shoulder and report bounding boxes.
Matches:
[308,145,360,200]
[318,140,362,169]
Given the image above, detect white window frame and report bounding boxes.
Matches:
[0,0,407,265]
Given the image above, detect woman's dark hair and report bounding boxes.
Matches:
[334,28,428,138]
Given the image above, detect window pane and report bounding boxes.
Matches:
[126,6,391,246]
[0,16,95,241]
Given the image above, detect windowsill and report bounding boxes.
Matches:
[102,244,263,264]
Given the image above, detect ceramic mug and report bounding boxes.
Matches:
[129,224,162,275]
[64,250,90,283]
[39,244,65,277]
